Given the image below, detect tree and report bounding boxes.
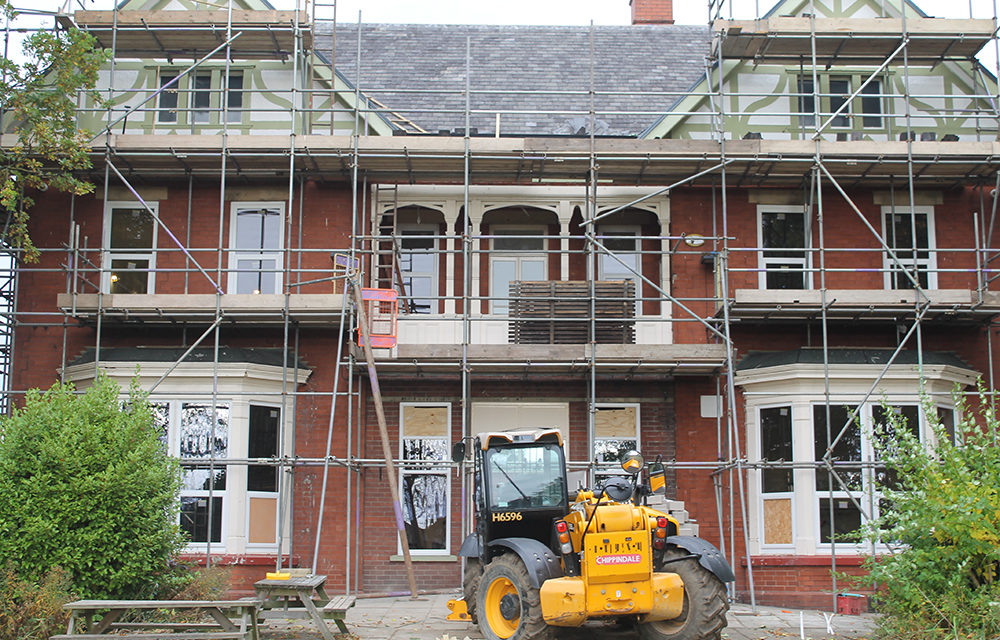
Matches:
[856,390,1000,640]
[0,376,187,600]
[0,1,108,261]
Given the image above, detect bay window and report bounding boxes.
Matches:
[739,355,975,555]
[64,353,310,556]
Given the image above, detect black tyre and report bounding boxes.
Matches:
[464,557,481,624]
[639,548,729,640]
[476,553,552,640]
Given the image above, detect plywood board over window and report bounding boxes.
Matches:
[248,497,277,544]
[595,406,637,437]
[402,405,449,436]
[763,498,793,545]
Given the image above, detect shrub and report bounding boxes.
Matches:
[163,565,231,601]
[0,376,187,600]
[0,563,74,640]
[855,390,1000,640]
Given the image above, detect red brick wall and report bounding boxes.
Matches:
[10,180,999,608]
[742,556,871,610]
[347,378,681,593]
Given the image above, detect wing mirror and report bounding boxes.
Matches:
[451,441,467,463]
[620,450,644,475]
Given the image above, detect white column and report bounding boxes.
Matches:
[467,203,484,317]
[655,200,672,343]
[442,201,459,315]
[557,201,574,281]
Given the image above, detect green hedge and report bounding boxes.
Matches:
[0,376,187,600]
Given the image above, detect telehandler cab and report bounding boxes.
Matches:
[446,428,733,640]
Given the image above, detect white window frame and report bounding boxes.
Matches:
[756,402,796,551]
[596,225,642,316]
[738,362,974,556]
[227,201,285,295]
[881,205,937,290]
[812,402,936,551]
[102,201,159,294]
[398,224,439,315]
[489,226,547,315]
[245,401,282,551]
[756,205,810,290]
[592,402,641,484]
[398,402,452,556]
[169,399,232,551]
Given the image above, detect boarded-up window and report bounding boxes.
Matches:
[248,497,277,545]
[763,498,793,545]
[400,404,450,552]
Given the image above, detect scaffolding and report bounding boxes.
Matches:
[2,0,999,610]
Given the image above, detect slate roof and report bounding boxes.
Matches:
[322,23,710,137]
[737,348,973,371]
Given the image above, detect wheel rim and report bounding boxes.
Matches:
[647,590,689,635]
[484,575,520,638]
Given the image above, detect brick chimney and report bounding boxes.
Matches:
[631,0,674,24]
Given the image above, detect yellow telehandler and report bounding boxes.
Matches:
[447,428,733,640]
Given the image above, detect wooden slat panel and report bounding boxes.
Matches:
[509,280,634,345]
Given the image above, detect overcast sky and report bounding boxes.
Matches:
[3,0,998,68]
[8,0,998,25]
[318,0,992,25]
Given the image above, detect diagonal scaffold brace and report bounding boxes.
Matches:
[348,274,419,599]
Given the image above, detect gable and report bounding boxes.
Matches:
[643,0,995,140]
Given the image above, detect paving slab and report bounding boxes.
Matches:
[259,592,875,640]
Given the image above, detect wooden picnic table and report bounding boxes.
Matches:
[253,575,355,640]
[52,599,260,640]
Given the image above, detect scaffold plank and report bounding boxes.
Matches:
[70,10,310,58]
[714,17,994,63]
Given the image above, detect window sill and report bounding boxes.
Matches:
[179,553,300,567]
[390,554,457,563]
[742,555,866,567]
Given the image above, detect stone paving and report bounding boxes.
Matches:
[261,591,875,640]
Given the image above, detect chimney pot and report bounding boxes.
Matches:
[631,0,674,24]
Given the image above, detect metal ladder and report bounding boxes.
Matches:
[372,184,415,312]
[310,0,338,134]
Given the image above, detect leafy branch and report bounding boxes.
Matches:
[0,1,109,261]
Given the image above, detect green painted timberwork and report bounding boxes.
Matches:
[79,0,396,136]
[642,0,998,140]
